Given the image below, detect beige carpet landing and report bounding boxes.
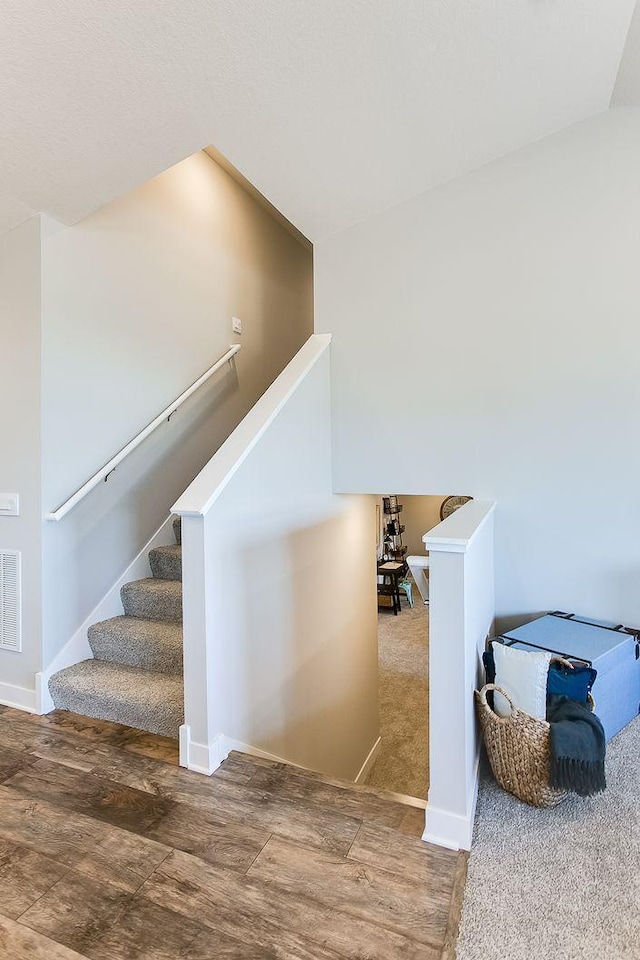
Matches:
[365,592,429,799]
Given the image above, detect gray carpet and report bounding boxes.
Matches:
[456,716,640,959]
[49,517,184,739]
[365,586,429,799]
[87,616,183,674]
[47,659,184,738]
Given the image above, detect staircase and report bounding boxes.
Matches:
[48,516,184,738]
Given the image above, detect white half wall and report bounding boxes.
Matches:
[40,150,313,673]
[0,217,42,701]
[316,107,640,629]
[424,500,495,851]
[175,336,379,780]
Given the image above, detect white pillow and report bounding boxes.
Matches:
[492,642,553,720]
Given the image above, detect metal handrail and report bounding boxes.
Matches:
[45,344,241,521]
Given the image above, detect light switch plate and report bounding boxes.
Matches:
[0,494,19,517]
[232,316,242,335]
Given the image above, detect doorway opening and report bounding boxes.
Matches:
[362,493,470,801]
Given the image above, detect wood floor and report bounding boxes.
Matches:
[0,706,467,959]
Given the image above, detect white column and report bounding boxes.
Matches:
[178,513,227,774]
[422,500,495,851]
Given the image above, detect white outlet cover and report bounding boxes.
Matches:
[0,494,19,517]
[232,316,242,335]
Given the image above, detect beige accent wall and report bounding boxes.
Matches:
[401,496,446,557]
[40,151,313,671]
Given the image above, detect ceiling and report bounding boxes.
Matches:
[0,1,636,241]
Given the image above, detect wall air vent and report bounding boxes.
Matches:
[0,550,21,652]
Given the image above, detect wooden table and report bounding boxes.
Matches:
[377,560,407,615]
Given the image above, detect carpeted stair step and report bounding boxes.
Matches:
[121,577,182,623]
[173,516,181,545]
[149,544,182,581]
[88,616,183,675]
[48,660,183,739]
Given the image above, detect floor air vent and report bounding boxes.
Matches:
[0,550,21,652]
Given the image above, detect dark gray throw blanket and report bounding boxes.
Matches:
[547,694,606,796]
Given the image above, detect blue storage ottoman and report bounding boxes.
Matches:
[499,611,640,742]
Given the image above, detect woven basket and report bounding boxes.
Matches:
[475,683,568,807]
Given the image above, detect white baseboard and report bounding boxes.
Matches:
[35,672,54,714]
[36,513,176,714]
[423,748,480,851]
[180,728,338,778]
[354,735,381,784]
[221,737,300,767]
[0,680,38,713]
[180,725,230,775]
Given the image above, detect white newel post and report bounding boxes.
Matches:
[178,513,226,774]
[422,500,496,851]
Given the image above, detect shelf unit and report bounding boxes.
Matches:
[382,496,408,565]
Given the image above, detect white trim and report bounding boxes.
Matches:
[0,679,38,713]
[221,737,302,768]
[46,345,241,521]
[423,500,496,554]
[35,671,54,715]
[173,334,331,518]
[354,736,381,784]
[395,794,427,810]
[184,732,229,776]
[179,723,190,768]
[37,513,177,713]
[423,748,480,851]
[180,728,373,782]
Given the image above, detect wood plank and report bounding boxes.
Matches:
[109,728,179,764]
[0,785,169,894]
[91,752,361,857]
[0,915,88,960]
[0,838,67,920]
[101,748,257,786]
[214,754,263,784]
[347,820,458,887]
[0,744,37,782]
[0,784,107,865]
[0,713,461,960]
[246,763,408,828]
[0,716,97,771]
[247,835,449,949]
[397,805,427,838]
[2,709,179,764]
[165,776,362,857]
[142,848,438,960]
[143,802,270,873]
[71,829,170,894]
[232,750,425,807]
[441,851,469,960]
[229,750,425,808]
[4,759,176,834]
[18,872,131,954]
[83,895,275,960]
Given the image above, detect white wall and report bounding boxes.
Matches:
[0,217,42,697]
[316,107,640,629]
[41,151,313,671]
[613,2,640,105]
[176,337,379,780]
